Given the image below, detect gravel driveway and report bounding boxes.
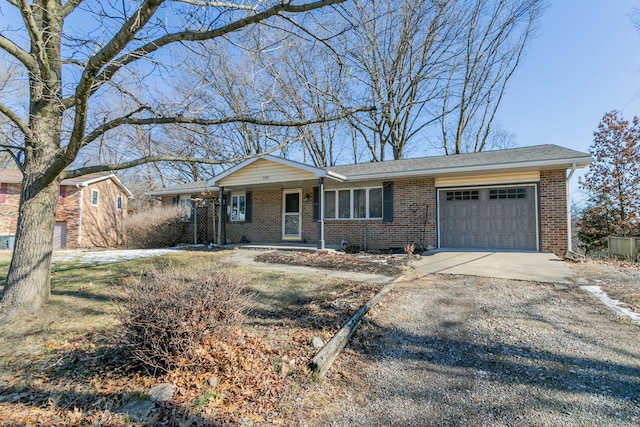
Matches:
[309,274,640,426]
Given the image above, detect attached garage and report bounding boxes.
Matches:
[438,185,538,250]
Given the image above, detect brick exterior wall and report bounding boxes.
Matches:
[226,188,282,244]
[0,183,21,235]
[319,178,437,250]
[55,185,82,248]
[0,178,127,249]
[539,169,568,256]
[80,179,128,248]
[223,179,438,250]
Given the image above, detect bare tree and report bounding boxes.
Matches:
[438,0,543,154]
[0,0,360,318]
[335,0,460,161]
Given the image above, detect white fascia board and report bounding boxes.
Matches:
[64,174,134,199]
[146,186,218,197]
[341,157,592,182]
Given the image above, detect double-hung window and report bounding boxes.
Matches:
[324,187,383,220]
[91,189,99,206]
[116,195,123,210]
[230,193,246,222]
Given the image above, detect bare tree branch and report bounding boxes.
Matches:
[0,35,38,72]
[81,105,375,147]
[0,101,31,139]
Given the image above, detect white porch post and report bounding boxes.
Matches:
[317,178,325,249]
[217,187,224,247]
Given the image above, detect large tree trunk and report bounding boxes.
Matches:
[0,176,58,317]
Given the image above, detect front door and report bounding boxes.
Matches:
[282,190,301,240]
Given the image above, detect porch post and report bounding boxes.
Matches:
[317,178,325,249]
[217,187,224,247]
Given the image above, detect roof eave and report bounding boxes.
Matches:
[146,186,218,197]
[340,157,593,181]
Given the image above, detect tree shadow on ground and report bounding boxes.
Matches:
[352,320,640,403]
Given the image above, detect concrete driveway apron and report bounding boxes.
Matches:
[413,251,574,284]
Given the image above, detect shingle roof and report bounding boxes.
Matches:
[146,180,217,197]
[328,144,591,179]
[0,170,133,197]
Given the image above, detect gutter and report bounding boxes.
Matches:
[338,157,592,182]
[76,183,84,248]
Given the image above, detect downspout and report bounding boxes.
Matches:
[317,178,325,249]
[76,183,84,248]
[566,162,576,252]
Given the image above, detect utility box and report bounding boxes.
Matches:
[608,236,640,259]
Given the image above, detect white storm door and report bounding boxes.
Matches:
[282,190,301,240]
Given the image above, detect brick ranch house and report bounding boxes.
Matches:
[0,170,133,249]
[148,144,591,256]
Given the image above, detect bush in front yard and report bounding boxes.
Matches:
[125,205,189,248]
[117,265,250,373]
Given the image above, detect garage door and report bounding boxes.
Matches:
[438,186,537,250]
[53,221,67,249]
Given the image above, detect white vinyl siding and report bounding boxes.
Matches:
[219,159,316,186]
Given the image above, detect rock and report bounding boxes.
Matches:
[149,383,176,402]
[563,250,585,262]
[120,400,155,422]
[208,374,220,388]
[311,336,325,349]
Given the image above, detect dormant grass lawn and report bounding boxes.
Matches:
[0,250,382,426]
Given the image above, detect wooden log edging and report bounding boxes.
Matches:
[310,275,405,378]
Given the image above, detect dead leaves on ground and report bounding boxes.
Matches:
[255,250,409,276]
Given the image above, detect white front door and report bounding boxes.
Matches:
[282,190,301,240]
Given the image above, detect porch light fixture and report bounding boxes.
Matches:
[303,193,310,202]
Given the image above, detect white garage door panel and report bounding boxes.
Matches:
[438,186,537,250]
[53,221,67,249]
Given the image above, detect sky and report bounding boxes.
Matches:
[495,0,640,201]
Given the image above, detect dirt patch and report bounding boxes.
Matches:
[571,259,640,313]
[254,250,409,277]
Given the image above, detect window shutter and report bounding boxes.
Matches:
[312,186,319,221]
[383,181,393,222]
[0,183,7,203]
[245,192,252,223]
[58,186,66,204]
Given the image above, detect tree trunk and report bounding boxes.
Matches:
[0,173,59,318]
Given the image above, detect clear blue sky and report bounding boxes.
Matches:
[498,0,640,154]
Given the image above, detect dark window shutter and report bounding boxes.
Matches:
[245,192,252,223]
[312,187,319,221]
[383,181,393,222]
[58,186,66,204]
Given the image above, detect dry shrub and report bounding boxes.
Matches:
[117,265,251,373]
[125,205,188,248]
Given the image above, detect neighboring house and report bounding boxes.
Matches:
[0,170,133,249]
[148,144,591,256]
